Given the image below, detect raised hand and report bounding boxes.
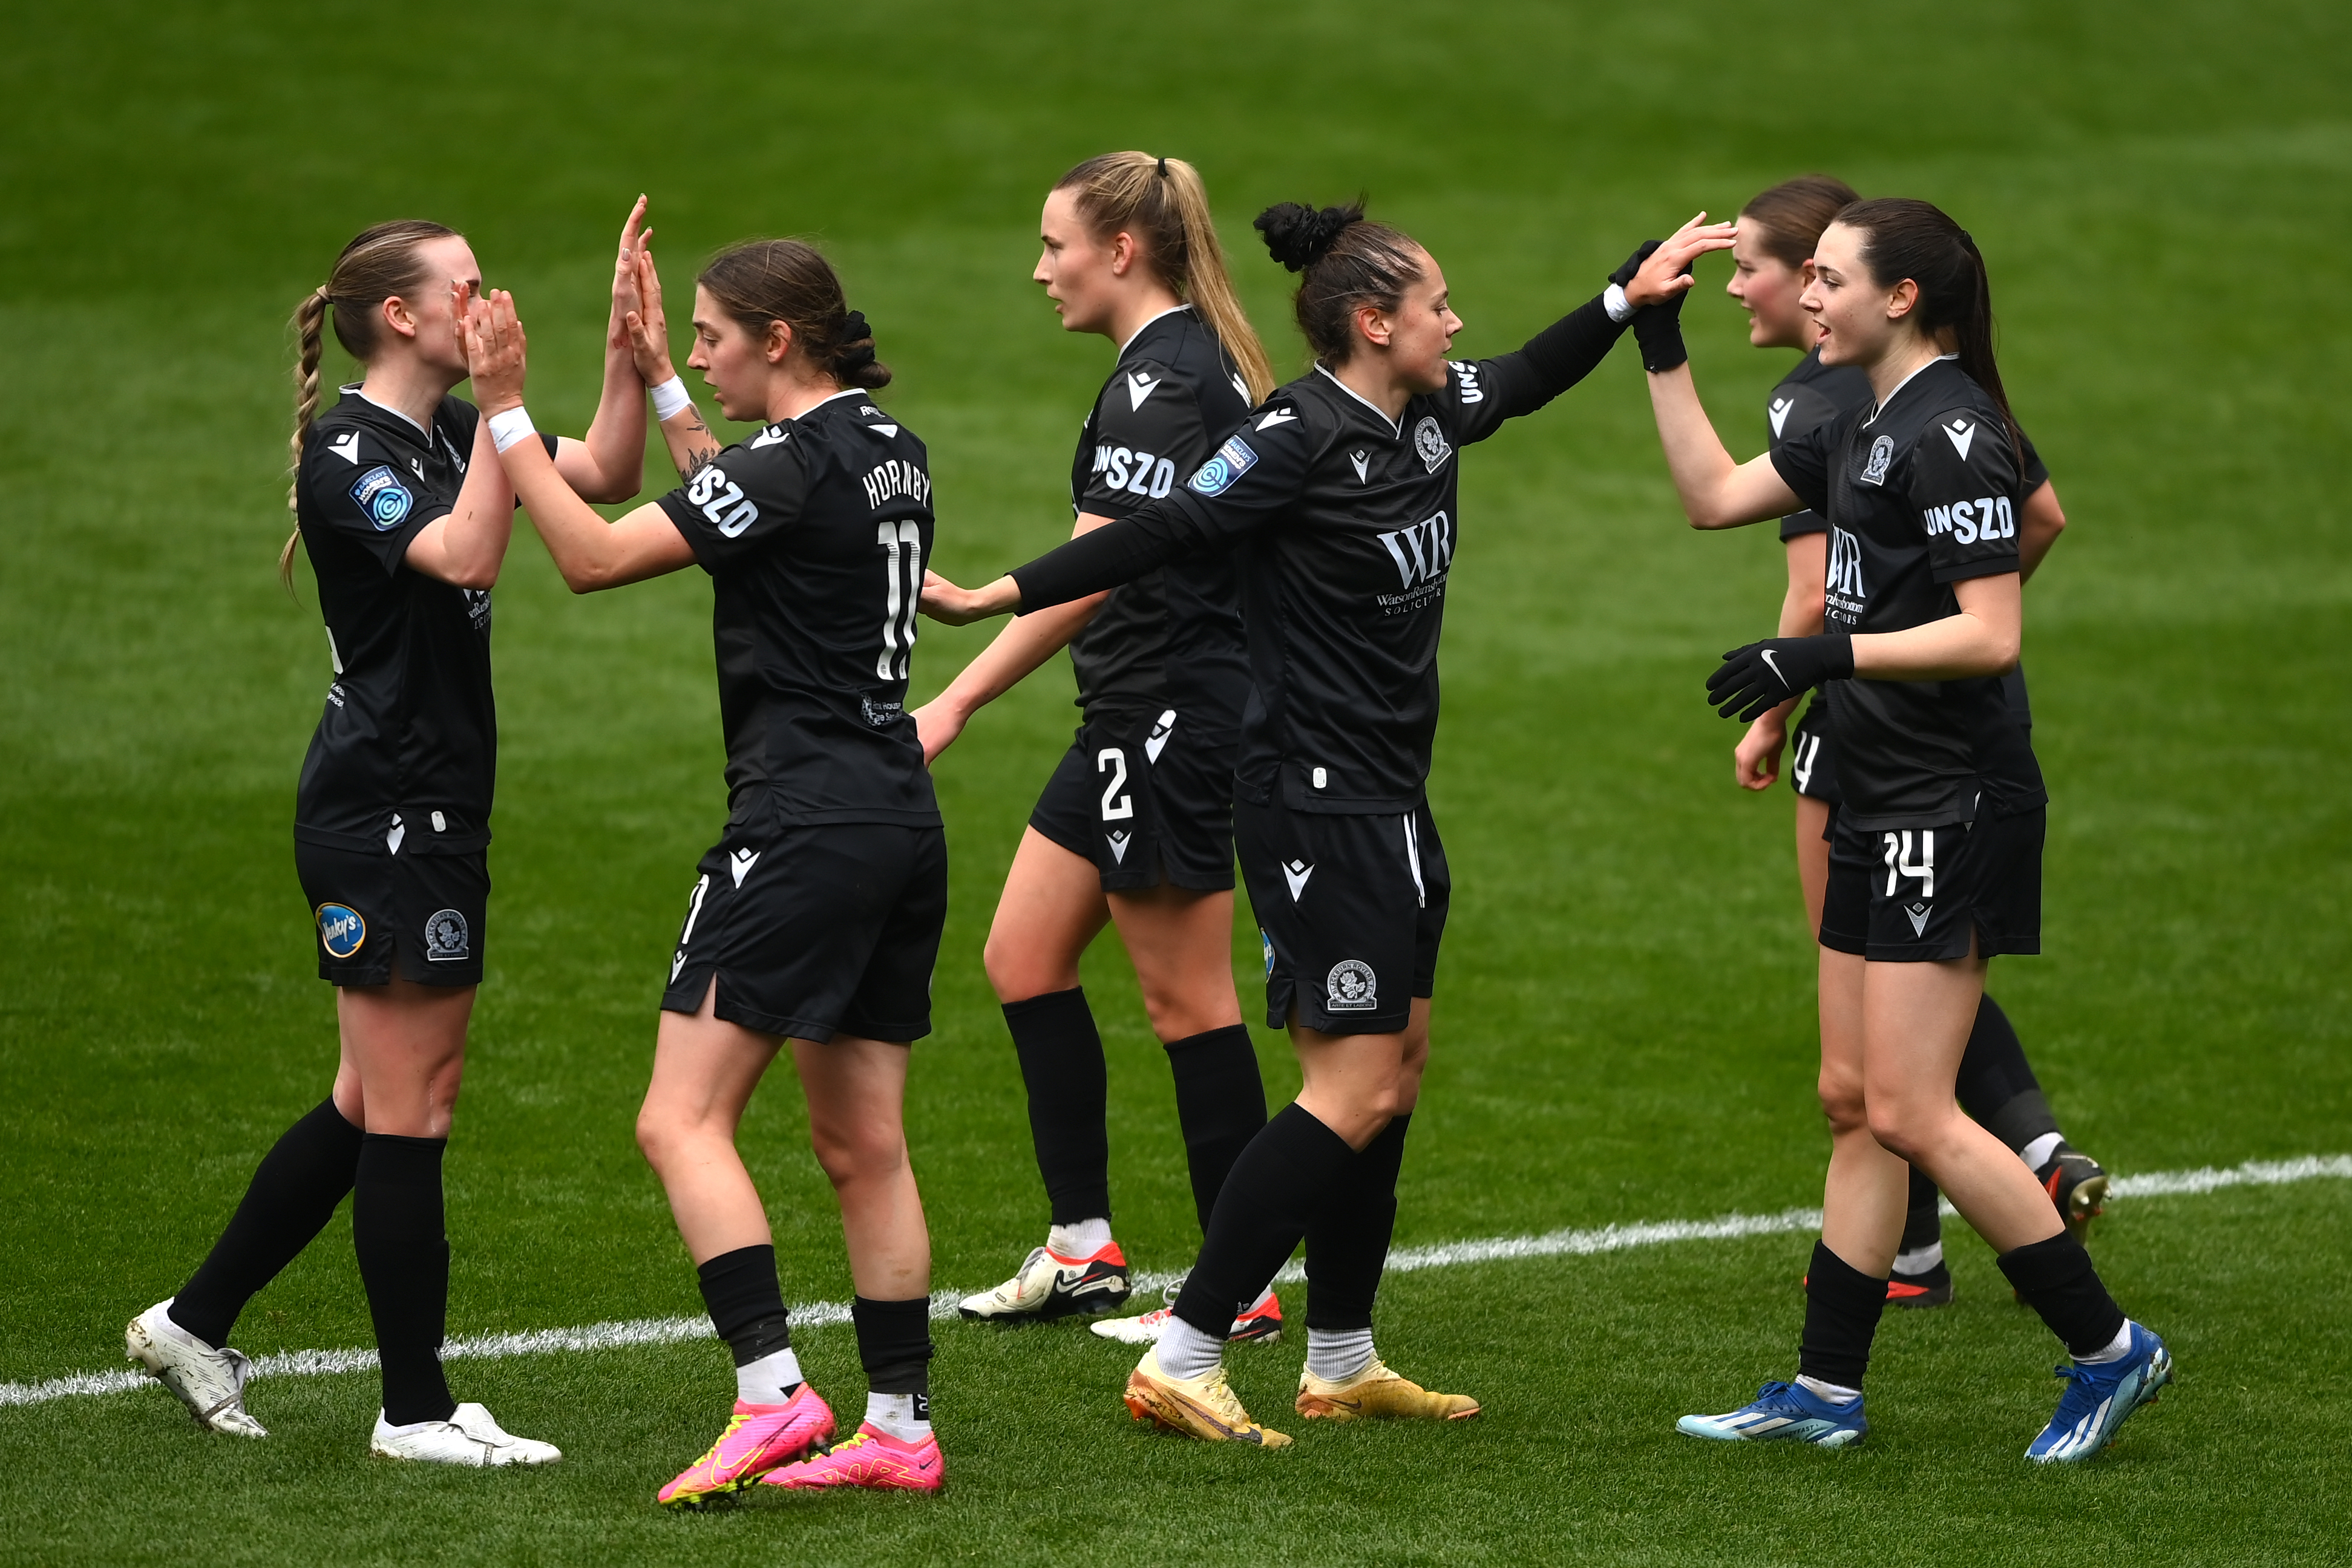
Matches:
[462,290,529,416]
[608,195,649,362]
[1626,212,1738,308]
[624,238,678,387]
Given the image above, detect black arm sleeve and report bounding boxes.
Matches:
[1482,295,1631,421]
[1009,505,1210,613]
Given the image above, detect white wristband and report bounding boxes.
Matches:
[487,406,537,454]
[649,376,693,422]
[1603,282,1634,324]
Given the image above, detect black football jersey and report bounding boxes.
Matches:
[655,390,940,828]
[292,387,530,857]
[1770,357,2047,828]
[1065,306,1254,727]
[1767,348,1874,541]
[1012,296,1629,815]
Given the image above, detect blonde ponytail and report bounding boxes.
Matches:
[277,219,459,590]
[281,285,329,589]
[1055,152,1276,403]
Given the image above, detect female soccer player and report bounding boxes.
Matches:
[909,152,1280,1340]
[1724,177,2108,1307]
[467,237,949,1500]
[125,207,655,1463]
[924,201,1730,1444]
[1634,198,2170,1460]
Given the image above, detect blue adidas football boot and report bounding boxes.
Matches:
[1677,1380,1867,1448]
[2025,1322,2172,1463]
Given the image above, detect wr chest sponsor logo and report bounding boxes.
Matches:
[1377,509,1455,603]
[1092,444,1175,499]
[861,458,931,511]
[686,465,759,537]
[1922,495,2016,546]
[1827,526,1867,599]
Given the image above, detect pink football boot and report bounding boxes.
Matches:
[657,1383,836,1508]
[759,1422,943,1494]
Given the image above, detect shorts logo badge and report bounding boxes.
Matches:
[1106,829,1132,864]
[1858,434,1895,488]
[1282,859,1314,901]
[1413,416,1452,473]
[729,849,761,888]
[350,465,414,529]
[422,908,470,962]
[1144,708,1178,763]
[1905,902,1932,937]
[1185,435,1258,497]
[1260,929,1276,977]
[1326,958,1378,1011]
[315,903,366,959]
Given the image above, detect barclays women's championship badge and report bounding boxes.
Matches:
[350,465,415,529]
[315,903,367,959]
[423,908,471,962]
[1185,436,1258,497]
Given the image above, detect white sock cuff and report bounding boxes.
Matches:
[735,1344,803,1405]
[2020,1132,2066,1171]
[1155,1315,1225,1382]
[2076,1319,2136,1365]
[1049,1218,1113,1256]
[1795,1373,1862,1405]
[1893,1241,1945,1275]
[1306,1326,1376,1383]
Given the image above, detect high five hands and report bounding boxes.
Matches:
[1619,212,1738,307]
[614,196,679,387]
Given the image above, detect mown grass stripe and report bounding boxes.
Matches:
[7,1154,2339,1411]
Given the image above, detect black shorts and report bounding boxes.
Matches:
[295,838,488,987]
[1029,708,1236,893]
[661,818,948,1043]
[1789,697,1841,805]
[1819,806,2043,962]
[1236,794,1448,1035]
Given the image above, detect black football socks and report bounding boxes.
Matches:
[1798,1240,1887,1396]
[169,1097,365,1350]
[352,1133,457,1426]
[852,1294,934,1441]
[1895,1162,1945,1278]
[1998,1233,2128,1359]
[1003,988,1112,1226]
[1305,1111,1410,1334]
[1162,1024,1269,1235]
[1955,995,2067,1161]
[1170,1103,1356,1342]
[698,1244,801,1402]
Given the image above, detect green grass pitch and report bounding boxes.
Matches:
[4,1,2350,1562]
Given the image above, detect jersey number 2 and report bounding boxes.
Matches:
[876,520,923,681]
[1096,748,1134,820]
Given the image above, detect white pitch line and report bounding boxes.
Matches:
[5,1152,2344,1413]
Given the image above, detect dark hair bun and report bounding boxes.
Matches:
[1254,201,1365,272]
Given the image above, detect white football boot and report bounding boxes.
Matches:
[370,1403,562,1466]
[955,1241,1131,1321]
[125,1299,267,1437]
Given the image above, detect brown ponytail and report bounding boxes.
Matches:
[280,220,460,589]
[1838,197,2020,460]
[1054,152,1276,403]
[697,239,892,391]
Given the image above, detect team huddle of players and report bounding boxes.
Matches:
[120,155,2170,1494]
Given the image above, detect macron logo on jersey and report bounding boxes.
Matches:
[1125,372,1160,411]
[1942,419,1976,460]
[1186,436,1258,497]
[1256,407,1299,431]
[328,431,363,465]
[1769,397,1794,437]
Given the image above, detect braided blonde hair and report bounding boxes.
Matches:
[280,220,459,588]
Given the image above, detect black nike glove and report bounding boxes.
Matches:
[1705,634,1855,722]
[1608,240,1662,289]
[1631,272,1694,373]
